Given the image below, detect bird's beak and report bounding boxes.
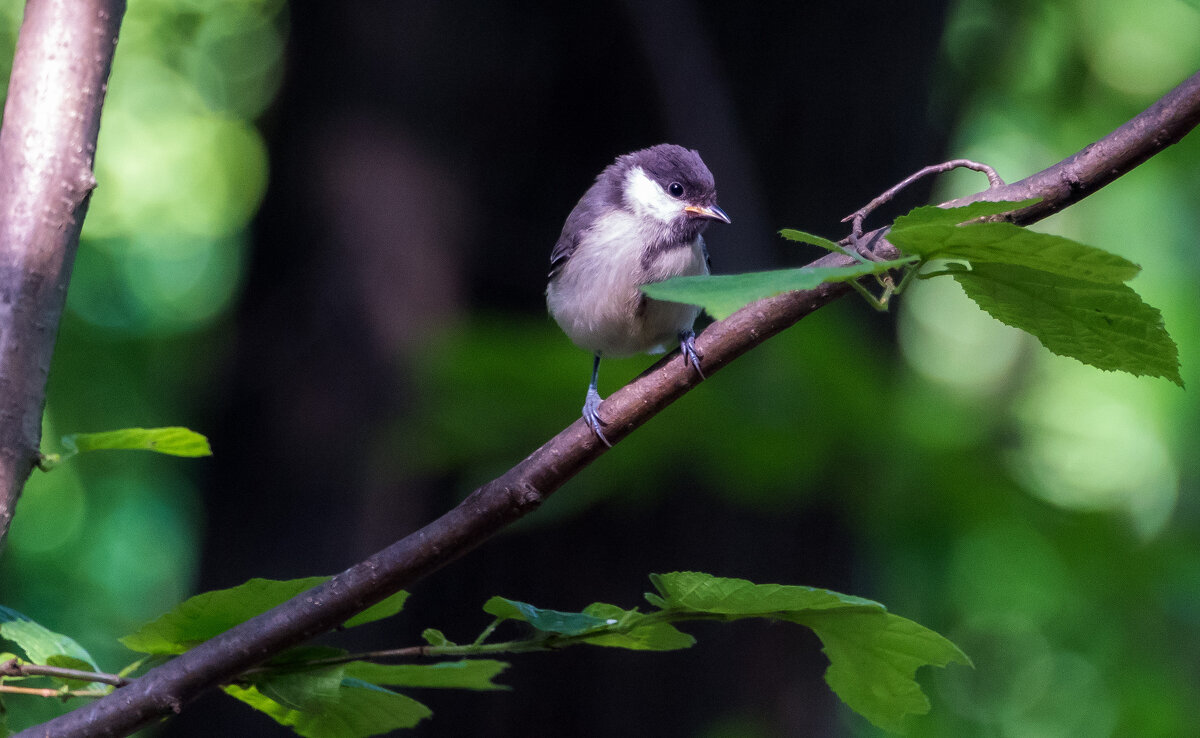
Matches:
[683,203,731,224]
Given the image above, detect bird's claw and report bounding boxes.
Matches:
[582,384,612,447]
[679,330,705,379]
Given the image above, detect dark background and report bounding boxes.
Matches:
[181,2,949,735]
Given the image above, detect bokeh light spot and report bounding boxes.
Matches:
[1008,365,1178,539]
[899,273,1028,396]
[6,469,87,557]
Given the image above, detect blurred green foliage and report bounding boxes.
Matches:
[887,1,1200,735]
[0,0,286,731]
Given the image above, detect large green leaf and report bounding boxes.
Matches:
[641,259,914,320]
[646,573,969,732]
[889,199,1039,228]
[951,262,1182,386]
[225,678,431,738]
[647,571,883,615]
[344,659,509,690]
[122,578,409,655]
[0,605,99,672]
[789,610,970,733]
[122,577,328,654]
[890,205,1139,284]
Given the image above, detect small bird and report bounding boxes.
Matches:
[546,144,731,445]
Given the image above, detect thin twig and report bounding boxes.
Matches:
[841,158,1005,246]
[0,684,110,699]
[1,659,129,688]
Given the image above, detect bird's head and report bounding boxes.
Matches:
[609,144,730,242]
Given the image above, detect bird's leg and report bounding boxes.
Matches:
[582,354,611,446]
[679,330,705,379]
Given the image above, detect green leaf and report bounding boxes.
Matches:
[268,645,348,666]
[646,573,969,732]
[890,199,1040,228]
[252,665,346,711]
[789,610,970,733]
[890,209,1139,284]
[344,659,509,690]
[951,262,1182,386]
[482,596,611,636]
[225,678,431,738]
[421,628,454,647]
[342,591,410,629]
[122,578,411,655]
[0,605,99,671]
[648,572,884,616]
[45,654,107,689]
[63,426,212,457]
[641,258,915,320]
[577,603,695,651]
[121,577,329,654]
[779,228,845,254]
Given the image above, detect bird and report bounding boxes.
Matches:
[546,143,731,446]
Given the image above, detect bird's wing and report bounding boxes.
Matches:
[548,197,599,278]
[548,232,577,278]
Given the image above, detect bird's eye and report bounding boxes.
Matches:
[668,182,685,198]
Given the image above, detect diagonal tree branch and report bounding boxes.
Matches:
[0,0,126,544]
[946,70,1200,221]
[20,69,1200,737]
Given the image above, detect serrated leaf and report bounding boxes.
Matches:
[578,603,695,651]
[225,678,431,738]
[344,659,509,691]
[641,259,914,320]
[890,215,1139,284]
[421,628,453,647]
[891,199,1040,228]
[342,591,409,629]
[0,606,99,671]
[647,573,968,732]
[779,228,845,254]
[788,610,970,733]
[482,597,611,635]
[648,572,884,616]
[952,262,1182,386]
[121,577,329,654]
[63,427,212,457]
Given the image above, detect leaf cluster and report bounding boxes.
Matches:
[1,572,970,736]
[643,200,1182,386]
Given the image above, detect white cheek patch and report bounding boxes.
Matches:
[624,166,684,225]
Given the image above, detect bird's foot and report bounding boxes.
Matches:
[679,330,705,379]
[582,385,612,447]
